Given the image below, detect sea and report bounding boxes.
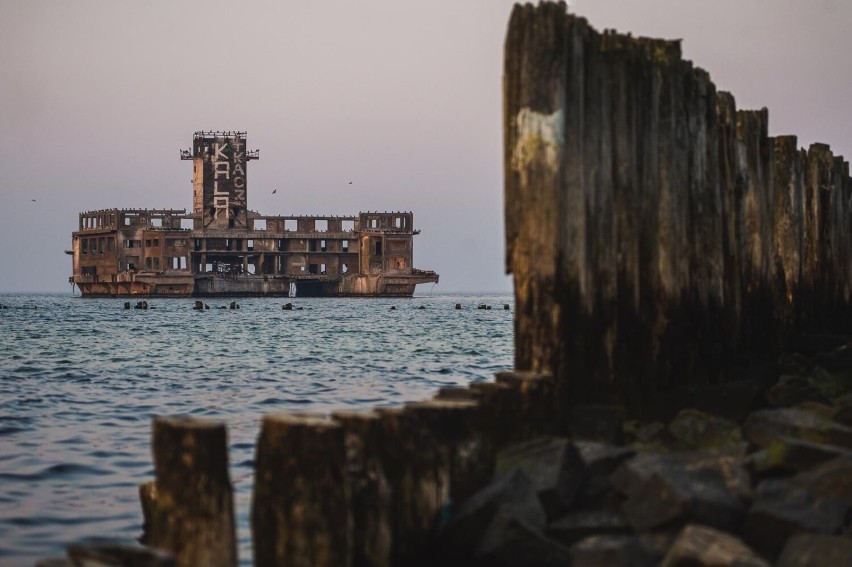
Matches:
[0,292,514,566]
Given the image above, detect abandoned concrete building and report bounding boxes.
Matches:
[68,131,439,297]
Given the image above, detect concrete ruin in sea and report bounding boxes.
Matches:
[68,131,438,297]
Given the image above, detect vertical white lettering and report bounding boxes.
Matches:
[214,162,230,179]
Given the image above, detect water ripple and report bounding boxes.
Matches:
[0,292,513,566]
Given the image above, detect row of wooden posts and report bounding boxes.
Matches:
[504,3,852,413]
[140,370,566,567]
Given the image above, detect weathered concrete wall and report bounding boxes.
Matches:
[504,2,852,414]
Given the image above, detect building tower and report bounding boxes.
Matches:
[180,131,259,230]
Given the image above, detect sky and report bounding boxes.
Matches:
[1,0,851,293]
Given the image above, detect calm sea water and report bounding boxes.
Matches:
[0,292,513,566]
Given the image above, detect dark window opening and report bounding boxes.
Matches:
[375,240,383,256]
[308,264,319,275]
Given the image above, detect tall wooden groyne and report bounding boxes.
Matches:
[505,2,852,417]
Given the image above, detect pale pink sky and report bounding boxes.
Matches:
[1,0,850,292]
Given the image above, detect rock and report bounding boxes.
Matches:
[806,365,852,399]
[777,352,811,376]
[789,456,852,506]
[35,560,72,567]
[742,478,847,559]
[570,534,651,567]
[571,405,625,444]
[612,453,744,532]
[743,408,852,450]
[475,512,572,566]
[66,539,175,566]
[637,531,679,564]
[493,437,581,519]
[746,436,852,476]
[683,454,753,504]
[442,468,545,558]
[776,534,852,567]
[792,400,835,419]
[667,409,745,454]
[831,394,852,426]
[765,375,827,407]
[546,508,630,547]
[572,440,635,502]
[624,420,667,450]
[660,524,769,567]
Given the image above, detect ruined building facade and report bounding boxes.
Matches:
[69,131,438,297]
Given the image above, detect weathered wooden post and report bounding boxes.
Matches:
[252,413,350,567]
[505,1,852,422]
[140,416,236,567]
[332,410,392,567]
[373,406,447,566]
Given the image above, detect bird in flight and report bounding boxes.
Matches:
[272,189,277,194]
[348,181,353,185]
[31,199,37,202]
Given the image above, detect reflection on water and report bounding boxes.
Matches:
[0,293,513,566]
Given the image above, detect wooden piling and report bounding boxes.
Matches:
[332,411,392,567]
[252,413,350,567]
[142,416,236,567]
[504,2,852,415]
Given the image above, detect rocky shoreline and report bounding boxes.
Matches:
[434,336,852,566]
